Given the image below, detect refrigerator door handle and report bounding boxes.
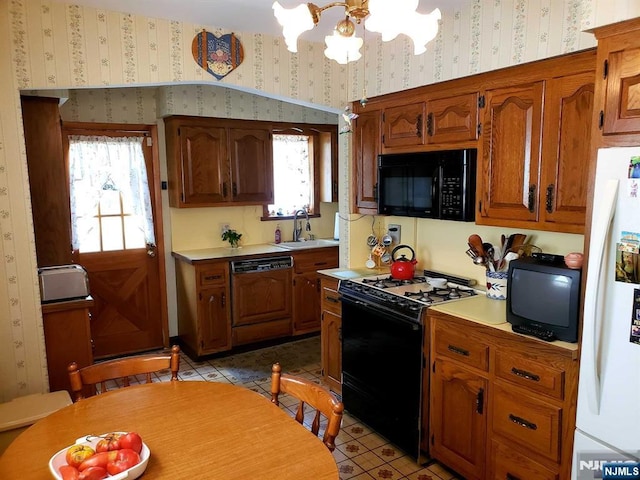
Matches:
[583,179,618,415]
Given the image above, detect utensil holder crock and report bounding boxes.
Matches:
[486,271,508,300]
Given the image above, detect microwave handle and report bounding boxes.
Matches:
[432,166,439,210]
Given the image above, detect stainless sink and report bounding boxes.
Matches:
[271,239,339,250]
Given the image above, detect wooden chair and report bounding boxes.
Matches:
[270,362,344,452]
[67,345,181,402]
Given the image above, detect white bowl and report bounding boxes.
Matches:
[49,432,150,480]
[428,278,448,288]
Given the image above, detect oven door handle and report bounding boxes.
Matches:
[340,296,422,331]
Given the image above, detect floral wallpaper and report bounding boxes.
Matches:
[1,0,640,400]
[57,85,339,124]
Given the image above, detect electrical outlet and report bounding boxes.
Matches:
[388,224,401,244]
[220,223,230,236]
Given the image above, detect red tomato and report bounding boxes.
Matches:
[106,448,140,475]
[95,433,122,452]
[78,466,107,480]
[78,451,117,471]
[65,445,96,468]
[119,432,143,454]
[59,465,80,480]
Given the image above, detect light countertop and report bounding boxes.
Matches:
[173,241,338,263]
[173,245,289,263]
[430,295,579,353]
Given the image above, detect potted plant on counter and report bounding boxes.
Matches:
[222,229,242,248]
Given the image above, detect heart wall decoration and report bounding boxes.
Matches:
[192,30,244,80]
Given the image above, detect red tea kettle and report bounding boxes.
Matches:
[390,245,418,280]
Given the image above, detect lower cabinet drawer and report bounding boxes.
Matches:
[489,440,559,480]
[495,350,565,400]
[492,384,562,462]
[433,325,489,371]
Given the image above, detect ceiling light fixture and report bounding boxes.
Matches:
[273,0,441,64]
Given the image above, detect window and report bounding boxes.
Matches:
[263,124,337,219]
[269,133,313,216]
[67,134,155,253]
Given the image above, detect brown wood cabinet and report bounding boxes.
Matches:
[350,49,596,234]
[320,276,341,393]
[292,249,339,335]
[175,260,232,357]
[352,108,381,213]
[165,116,273,208]
[382,102,425,148]
[477,64,595,233]
[175,248,337,358]
[478,81,545,225]
[429,324,489,480]
[21,96,73,267]
[42,298,94,397]
[426,92,479,144]
[381,93,479,151]
[427,311,578,480]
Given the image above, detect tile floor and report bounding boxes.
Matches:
[160,335,463,480]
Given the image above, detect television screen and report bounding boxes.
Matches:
[510,269,573,327]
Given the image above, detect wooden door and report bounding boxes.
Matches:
[382,102,425,148]
[198,286,231,353]
[21,96,73,267]
[426,92,479,144]
[540,72,594,232]
[292,271,320,334]
[478,82,544,224]
[180,125,228,204]
[431,359,487,480]
[229,128,273,203]
[353,108,381,212]
[603,47,640,134]
[64,124,167,359]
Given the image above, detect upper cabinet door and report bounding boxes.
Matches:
[382,102,425,149]
[353,109,381,213]
[540,72,594,232]
[478,82,544,224]
[603,47,640,135]
[426,93,479,144]
[228,128,273,203]
[180,125,228,205]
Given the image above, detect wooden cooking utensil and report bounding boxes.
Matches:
[468,234,485,257]
[509,233,527,252]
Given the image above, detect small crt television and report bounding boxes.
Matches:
[507,255,581,342]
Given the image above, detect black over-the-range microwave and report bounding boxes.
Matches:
[377,149,477,221]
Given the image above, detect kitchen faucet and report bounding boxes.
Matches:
[292,209,311,242]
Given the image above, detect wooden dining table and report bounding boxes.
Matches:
[0,381,339,479]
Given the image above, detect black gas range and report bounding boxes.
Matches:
[338,270,478,323]
[338,270,478,460]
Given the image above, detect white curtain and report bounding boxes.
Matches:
[68,135,155,250]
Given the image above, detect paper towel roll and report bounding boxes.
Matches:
[333,212,340,240]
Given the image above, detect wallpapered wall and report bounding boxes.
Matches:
[1,0,640,401]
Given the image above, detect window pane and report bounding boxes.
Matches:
[77,217,101,253]
[124,216,146,249]
[101,217,124,251]
[269,134,313,216]
[99,190,122,215]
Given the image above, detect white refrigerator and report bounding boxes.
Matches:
[572,147,640,479]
